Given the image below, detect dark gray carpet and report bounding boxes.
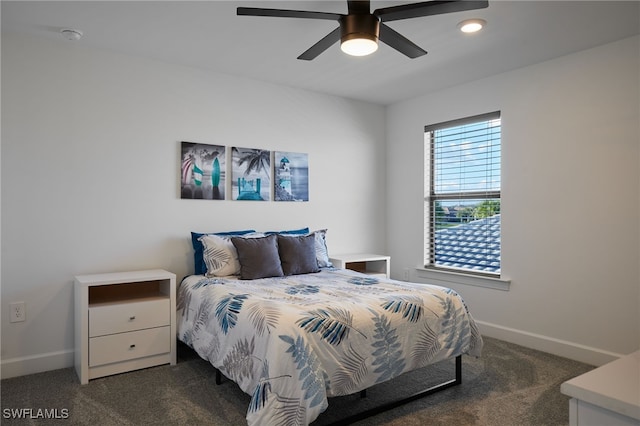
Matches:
[0,337,593,425]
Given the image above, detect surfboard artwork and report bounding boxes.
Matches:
[181,142,226,200]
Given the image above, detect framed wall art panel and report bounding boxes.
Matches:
[181,142,226,200]
[231,147,271,201]
[274,151,309,202]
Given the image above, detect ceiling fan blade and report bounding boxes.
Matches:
[297,27,341,61]
[375,1,488,22]
[237,7,341,21]
[379,23,427,58]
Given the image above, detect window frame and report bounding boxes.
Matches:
[424,111,502,277]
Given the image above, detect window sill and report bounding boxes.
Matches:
[415,267,510,291]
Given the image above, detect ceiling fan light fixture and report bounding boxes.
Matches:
[238,0,490,60]
[341,36,378,56]
[340,13,380,57]
[458,19,486,33]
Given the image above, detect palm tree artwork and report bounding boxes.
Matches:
[232,147,271,201]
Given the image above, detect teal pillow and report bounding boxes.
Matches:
[264,227,309,236]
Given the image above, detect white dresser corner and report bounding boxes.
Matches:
[561,350,640,426]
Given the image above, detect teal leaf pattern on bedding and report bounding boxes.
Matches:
[370,311,406,383]
[201,335,222,365]
[296,307,363,346]
[285,284,320,295]
[249,360,272,413]
[178,278,224,321]
[193,277,224,289]
[411,322,440,367]
[247,302,280,336]
[348,276,379,286]
[193,299,214,338]
[176,282,191,320]
[436,289,471,355]
[279,335,327,409]
[380,295,424,322]
[176,268,483,426]
[332,344,368,393]
[215,293,249,334]
[223,336,256,383]
[273,395,307,426]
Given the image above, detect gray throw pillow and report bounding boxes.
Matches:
[278,233,320,276]
[231,234,284,280]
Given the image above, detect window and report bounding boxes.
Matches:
[424,111,501,276]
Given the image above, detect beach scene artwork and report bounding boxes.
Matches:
[181,142,225,200]
[274,151,309,202]
[232,147,271,201]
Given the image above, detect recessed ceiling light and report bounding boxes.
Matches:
[60,29,83,41]
[458,19,486,34]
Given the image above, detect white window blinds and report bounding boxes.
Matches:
[424,111,501,275]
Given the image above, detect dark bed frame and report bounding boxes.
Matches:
[215,355,462,425]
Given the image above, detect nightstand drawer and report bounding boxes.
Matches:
[89,326,170,367]
[89,298,169,337]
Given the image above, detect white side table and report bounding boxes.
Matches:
[329,254,390,279]
[74,269,176,384]
[561,350,640,426]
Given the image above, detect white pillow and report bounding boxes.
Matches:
[199,233,266,277]
[199,234,241,277]
[313,229,333,268]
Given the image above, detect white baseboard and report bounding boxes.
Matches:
[0,323,623,379]
[476,320,623,366]
[1,349,74,380]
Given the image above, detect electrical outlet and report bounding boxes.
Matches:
[10,302,26,323]
[403,268,410,281]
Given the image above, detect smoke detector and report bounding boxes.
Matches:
[60,29,83,41]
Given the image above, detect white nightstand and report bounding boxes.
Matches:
[74,269,176,384]
[561,350,640,426]
[329,254,390,279]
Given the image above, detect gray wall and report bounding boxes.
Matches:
[1,34,387,377]
[2,31,638,378]
[386,36,640,365]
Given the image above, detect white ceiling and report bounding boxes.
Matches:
[2,1,639,105]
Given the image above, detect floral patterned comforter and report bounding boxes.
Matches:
[177,268,482,426]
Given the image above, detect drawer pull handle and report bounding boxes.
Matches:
[129,316,136,321]
[129,344,136,349]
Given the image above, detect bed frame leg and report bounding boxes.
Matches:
[328,355,462,426]
[360,389,367,398]
[215,369,222,385]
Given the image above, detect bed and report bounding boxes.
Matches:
[177,230,483,426]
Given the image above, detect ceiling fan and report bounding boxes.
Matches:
[237,0,489,60]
